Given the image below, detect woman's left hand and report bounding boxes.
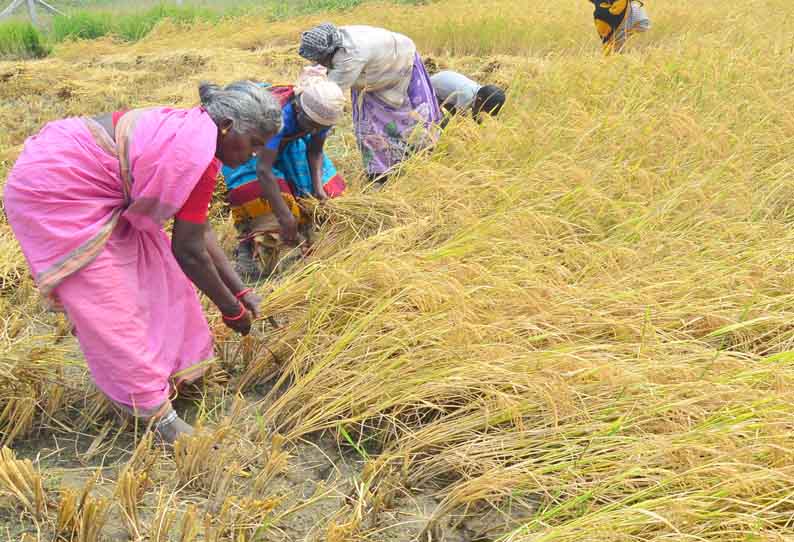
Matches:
[239,290,262,319]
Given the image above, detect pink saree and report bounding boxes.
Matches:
[4,107,218,412]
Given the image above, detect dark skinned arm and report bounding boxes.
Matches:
[204,228,261,318]
[204,228,245,298]
[255,148,298,244]
[307,133,328,200]
[172,219,251,334]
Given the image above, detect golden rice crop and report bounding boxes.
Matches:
[2,0,794,540]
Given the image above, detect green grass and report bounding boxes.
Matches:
[52,4,217,43]
[0,20,49,59]
[267,0,364,20]
[51,11,114,41]
[0,0,424,59]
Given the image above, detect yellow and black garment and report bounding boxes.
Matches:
[591,0,631,47]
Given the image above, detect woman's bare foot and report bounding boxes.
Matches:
[153,410,195,445]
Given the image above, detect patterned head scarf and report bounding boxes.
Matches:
[296,66,345,127]
[299,23,343,63]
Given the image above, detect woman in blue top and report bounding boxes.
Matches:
[223,69,346,279]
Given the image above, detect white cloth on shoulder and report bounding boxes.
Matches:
[327,25,417,109]
[613,1,651,48]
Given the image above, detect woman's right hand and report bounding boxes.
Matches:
[222,304,252,335]
[314,184,329,202]
[277,213,299,246]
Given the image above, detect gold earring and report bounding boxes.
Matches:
[221,128,229,135]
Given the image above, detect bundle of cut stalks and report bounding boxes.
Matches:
[56,476,110,542]
[0,344,83,445]
[0,447,46,519]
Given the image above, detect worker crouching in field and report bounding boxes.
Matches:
[430,70,506,125]
[3,82,282,444]
[591,0,651,53]
[299,23,442,186]
[223,68,347,281]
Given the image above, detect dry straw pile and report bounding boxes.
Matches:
[2,0,794,540]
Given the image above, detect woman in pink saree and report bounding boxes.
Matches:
[4,81,282,443]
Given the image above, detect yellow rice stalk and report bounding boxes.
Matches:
[127,431,157,474]
[0,396,36,446]
[115,467,150,539]
[204,496,280,542]
[179,504,200,542]
[173,430,219,486]
[234,347,280,393]
[75,391,115,432]
[173,427,239,506]
[149,488,177,542]
[150,508,176,542]
[56,476,110,542]
[56,488,78,535]
[41,374,66,420]
[0,345,77,445]
[75,495,111,542]
[252,433,289,493]
[326,515,362,542]
[305,192,417,244]
[0,447,46,519]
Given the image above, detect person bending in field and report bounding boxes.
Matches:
[298,23,442,186]
[430,70,506,124]
[223,67,347,281]
[591,0,650,53]
[3,81,282,444]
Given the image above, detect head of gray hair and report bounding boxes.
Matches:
[199,80,282,136]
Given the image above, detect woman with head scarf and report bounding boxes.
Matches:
[222,68,347,280]
[591,0,651,53]
[3,81,283,443]
[299,23,441,185]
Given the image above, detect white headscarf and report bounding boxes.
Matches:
[295,66,345,127]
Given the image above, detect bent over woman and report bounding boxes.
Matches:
[299,23,442,184]
[3,82,282,443]
[591,0,651,53]
[223,69,346,279]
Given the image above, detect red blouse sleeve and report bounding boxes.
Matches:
[174,158,220,224]
[111,110,127,127]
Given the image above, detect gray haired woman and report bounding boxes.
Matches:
[3,81,282,444]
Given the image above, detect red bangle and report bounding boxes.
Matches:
[222,302,247,321]
[235,288,253,300]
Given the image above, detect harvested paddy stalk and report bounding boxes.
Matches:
[0,346,75,445]
[0,447,46,519]
[56,477,111,542]
[174,428,240,507]
[204,496,279,542]
[116,466,151,538]
[151,499,200,542]
[252,433,289,493]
